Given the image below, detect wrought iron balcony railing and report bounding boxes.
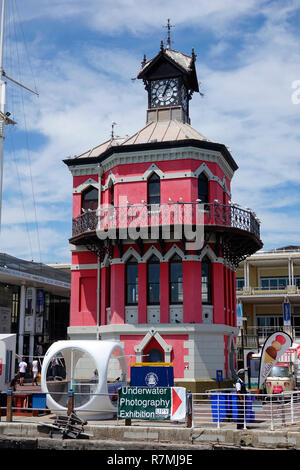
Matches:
[72,202,261,241]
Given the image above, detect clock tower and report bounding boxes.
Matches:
[137,41,199,125]
[64,33,263,392]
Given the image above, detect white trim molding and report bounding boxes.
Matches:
[134,328,173,363]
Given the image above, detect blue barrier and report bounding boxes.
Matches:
[210,391,255,423]
[32,393,47,409]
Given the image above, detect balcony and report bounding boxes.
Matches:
[238,326,300,346]
[70,203,262,261]
[237,285,300,297]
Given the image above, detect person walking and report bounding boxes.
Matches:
[234,369,248,430]
[31,357,39,386]
[18,358,27,386]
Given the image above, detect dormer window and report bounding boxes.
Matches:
[82,187,98,212]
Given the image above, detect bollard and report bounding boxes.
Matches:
[186,390,193,428]
[67,389,74,416]
[6,389,13,422]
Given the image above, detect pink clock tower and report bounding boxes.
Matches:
[64,41,262,391]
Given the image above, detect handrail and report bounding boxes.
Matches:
[72,202,261,240]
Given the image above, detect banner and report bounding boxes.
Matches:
[258,332,293,389]
[118,386,186,422]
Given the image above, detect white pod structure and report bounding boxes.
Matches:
[41,340,127,420]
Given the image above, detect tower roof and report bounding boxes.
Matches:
[64,119,238,172]
[138,46,199,92]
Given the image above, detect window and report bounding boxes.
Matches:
[236,278,245,290]
[148,173,160,206]
[147,255,160,305]
[198,173,209,204]
[169,254,183,304]
[82,186,98,212]
[260,277,288,290]
[146,348,164,363]
[126,257,138,305]
[202,256,212,304]
[110,184,114,206]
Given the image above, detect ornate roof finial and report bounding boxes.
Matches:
[111,121,117,139]
[164,18,174,49]
[160,40,164,51]
[191,48,197,62]
[141,54,147,67]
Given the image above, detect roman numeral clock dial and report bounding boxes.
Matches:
[151,79,179,107]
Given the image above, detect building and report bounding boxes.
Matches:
[64,40,262,391]
[0,253,71,359]
[236,246,300,356]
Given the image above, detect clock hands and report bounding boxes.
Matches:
[162,80,170,97]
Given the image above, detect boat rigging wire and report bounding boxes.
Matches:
[4,0,42,262]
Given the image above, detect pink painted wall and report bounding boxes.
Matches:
[120,333,189,379]
[70,269,97,326]
[110,263,125,324]
[183,261,202,323]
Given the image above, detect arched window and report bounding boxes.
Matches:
[201,255,212,304]
[146,348,164,363]
[110,184,114,206]
[82,186,98,212]
[198,173,209,204]
[126,257,138,305]
[147,255,160,305]
[169,253,183,304]
[148,173,160,206]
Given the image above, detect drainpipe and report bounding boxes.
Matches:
[96,163,103,341]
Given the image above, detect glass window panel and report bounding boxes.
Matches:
[126,259,138,305]
[198,173,208,203]
[148,173,160,205]
[169,256,183,304]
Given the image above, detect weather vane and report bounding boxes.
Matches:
[164,19,174,49]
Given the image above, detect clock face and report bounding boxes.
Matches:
[150,78,179,107]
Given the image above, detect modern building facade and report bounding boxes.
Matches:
[0,253,71,359]
[64,41,262,390]
[236,246,300,350]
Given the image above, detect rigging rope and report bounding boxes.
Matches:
[5,0,42,262]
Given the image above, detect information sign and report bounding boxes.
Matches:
[118,386,186,422]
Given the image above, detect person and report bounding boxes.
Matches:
[31,357,39,386]
[18,357,27,386]
[9,376,18,391]
[234,369,248,430]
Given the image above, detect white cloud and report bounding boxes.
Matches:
[1,1,300,261]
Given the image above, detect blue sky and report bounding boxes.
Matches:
[0,0,300,264]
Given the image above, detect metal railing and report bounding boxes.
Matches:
[1,388,300,431]
[237,286,300,295]
[192,391,300,431]
[241,326,300,342]
[72,202,261,240]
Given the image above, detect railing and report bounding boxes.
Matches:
[242,326,300,342]
[72,203,261,240]
[237,286,300,295]
[2,388,300,431]
[192,391,300,430]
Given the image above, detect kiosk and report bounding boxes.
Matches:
[41,340,126,419]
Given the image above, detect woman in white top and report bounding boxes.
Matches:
[31,357,39,386]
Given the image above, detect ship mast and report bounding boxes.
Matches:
[0,0,38,232]
[0,0,7,231]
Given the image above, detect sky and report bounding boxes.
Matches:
[0,0,300,264]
